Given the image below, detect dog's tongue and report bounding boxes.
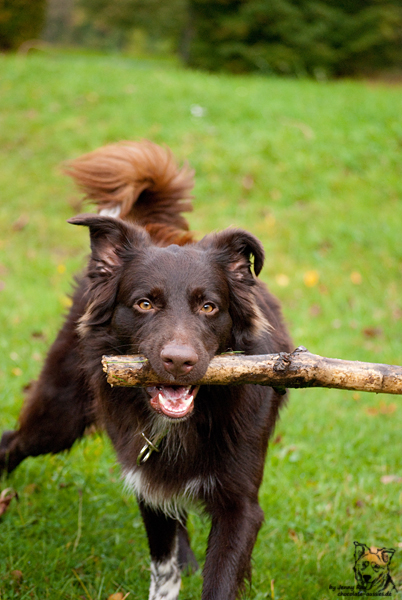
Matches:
[147,385,197,419]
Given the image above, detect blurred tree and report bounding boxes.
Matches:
[75,0,189,52]
[0,0,46,50]
[186,0,402,76]
[42,0,74,44]
[36,0,402,76]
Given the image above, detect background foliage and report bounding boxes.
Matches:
[0,0,46,50]
[186,0,402,76]
[1,0,401,77]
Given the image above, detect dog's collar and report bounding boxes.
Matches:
[137,430,167,466]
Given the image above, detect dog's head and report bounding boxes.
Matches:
[70,215,269,419]
[353,542,395,592]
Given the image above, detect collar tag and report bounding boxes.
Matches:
[137,431,167,466]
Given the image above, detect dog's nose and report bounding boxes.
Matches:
[160,343,198,378]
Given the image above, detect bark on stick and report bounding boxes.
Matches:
[102,347,402,395]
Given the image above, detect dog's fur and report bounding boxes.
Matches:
[0,141,292,600]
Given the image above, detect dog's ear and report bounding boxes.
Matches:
[379,548,395,564]
[353,542,368,562]
[68,215,149,332]
[200,229,269,348]
[202,228,265,280]
[68,214,149,275]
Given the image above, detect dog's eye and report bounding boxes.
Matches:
[136,300,153,311]
[200,303,216,314]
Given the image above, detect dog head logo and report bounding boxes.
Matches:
[353,541,396,594]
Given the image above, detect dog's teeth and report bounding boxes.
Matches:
[158,393,164,403]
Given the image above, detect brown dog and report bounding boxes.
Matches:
[0,141,292,599]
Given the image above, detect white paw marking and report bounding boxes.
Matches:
[149,551,181,600]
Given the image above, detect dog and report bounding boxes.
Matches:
[353,542,396,594]
[0,141,292,599]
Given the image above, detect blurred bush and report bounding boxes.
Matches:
[70,0,188,54]
[0,0,46,50]
[9,0,402,77]
[186,0,402,77]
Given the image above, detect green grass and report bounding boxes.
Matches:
[1,50,402,599]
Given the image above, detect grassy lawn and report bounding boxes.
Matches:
[0,50,402,599]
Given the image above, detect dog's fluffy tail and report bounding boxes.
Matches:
[64,140,195,245]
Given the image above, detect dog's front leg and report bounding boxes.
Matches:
[202,499,264,600]
[138,500,182,600]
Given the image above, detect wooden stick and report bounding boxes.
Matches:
[102,347,402,395]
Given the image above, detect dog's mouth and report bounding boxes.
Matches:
[146,385,200,419]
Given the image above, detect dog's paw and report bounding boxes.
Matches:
[177,540,199,574]
[0,430,23,475]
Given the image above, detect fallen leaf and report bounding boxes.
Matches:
[379,401,397,415]
[350,271,362,285]
[241,174,254,191]
[108,593,130,600]
[288,528,299,542]
[365,402,397,416]
[304,270,319,287]
[0,488,18,517]
[31,330,46,341]
[318,240,332,255]
[392,307,402,320]
[309,304,322,317]
[11,570,23,583]
[363,327,382,338]
[25,109,38,120]
[275,274,289,287]
[12,215,29,231]
[381,475,402,484]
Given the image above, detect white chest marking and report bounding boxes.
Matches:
[124,468,215,520]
